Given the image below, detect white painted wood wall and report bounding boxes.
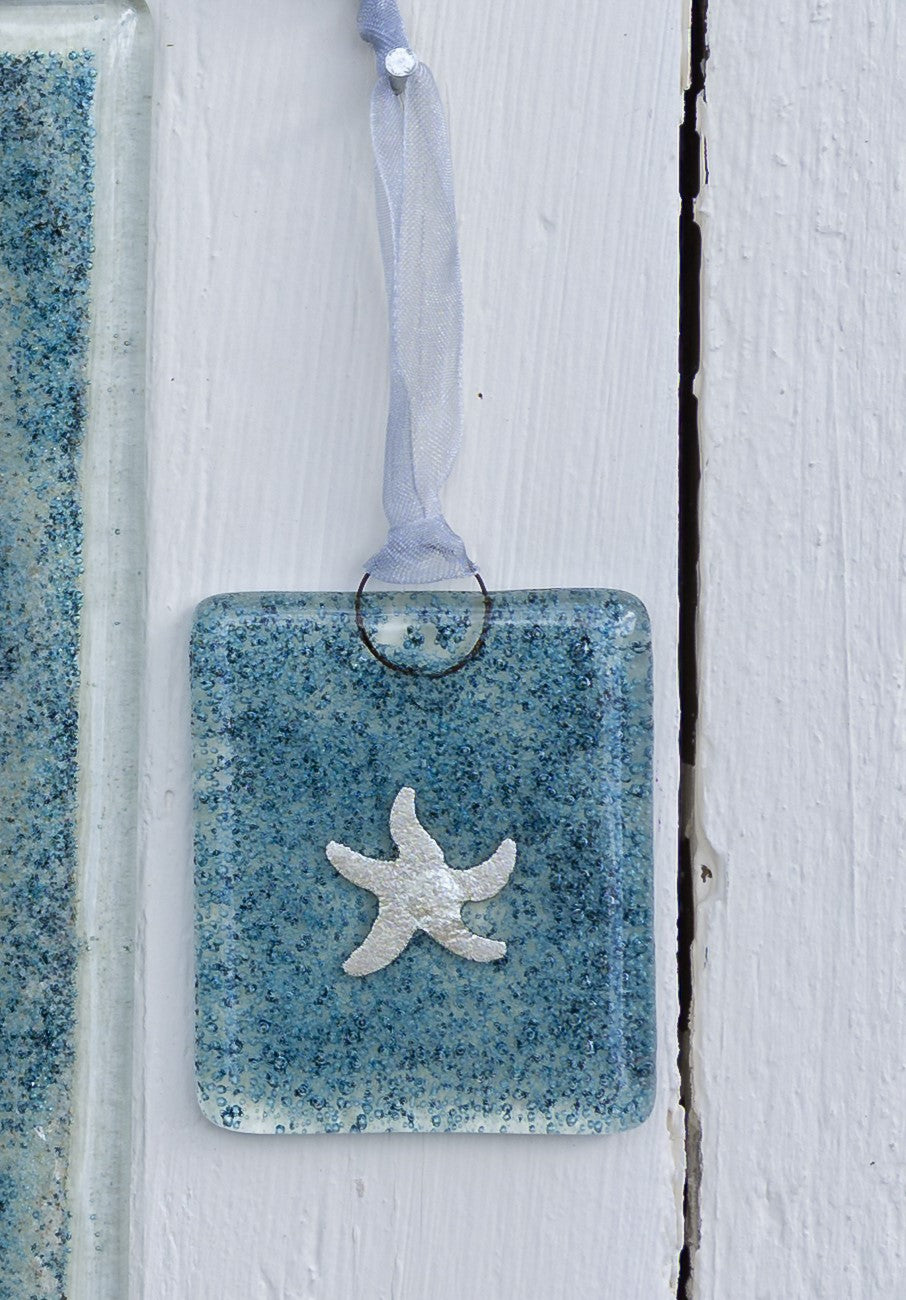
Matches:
[129,0,906,1295]
[692,2,906,1295]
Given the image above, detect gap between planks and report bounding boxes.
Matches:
[677,0,708,1293]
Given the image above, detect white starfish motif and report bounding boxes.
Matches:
[326,787,516,977]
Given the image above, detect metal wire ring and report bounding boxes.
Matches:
[354,572,492,678]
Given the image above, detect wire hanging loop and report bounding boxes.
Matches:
[355,573,492,678]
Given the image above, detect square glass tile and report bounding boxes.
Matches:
[191,588,655,1134]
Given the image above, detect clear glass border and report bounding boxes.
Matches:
[0,4,151,1295]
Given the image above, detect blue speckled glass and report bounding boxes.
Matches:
[191,588,654,1134]
[0,46,94,1292]
[0,11,149,1291]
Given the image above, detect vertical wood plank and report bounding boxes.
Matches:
[137,2,682,1294]
[695,2,906,1294]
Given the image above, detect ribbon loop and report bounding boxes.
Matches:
[357,0,409,64]
[358,0,477,585]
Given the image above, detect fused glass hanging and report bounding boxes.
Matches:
[0,5,149,1291]
[192,0,655,1135]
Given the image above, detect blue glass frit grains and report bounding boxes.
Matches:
[0,51,95,1296]
[192,588,655,1135]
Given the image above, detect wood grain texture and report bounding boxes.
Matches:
[135,2,681,1295]
[694,3,906,1295]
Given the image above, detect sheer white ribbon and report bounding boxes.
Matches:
[358,0,477,584]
